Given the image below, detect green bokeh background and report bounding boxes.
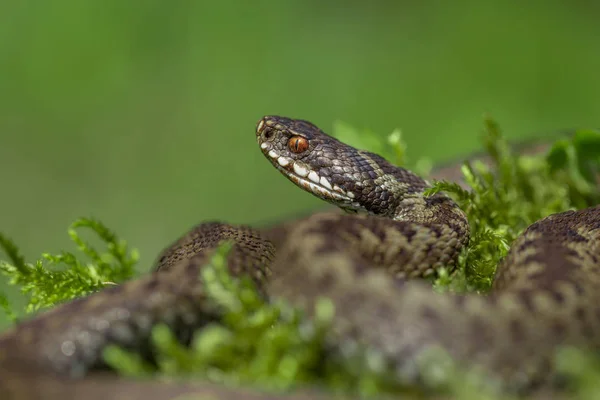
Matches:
[1,1,599,327]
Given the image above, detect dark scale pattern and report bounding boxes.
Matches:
[0,115,599,400]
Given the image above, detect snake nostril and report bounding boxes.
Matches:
[263,128,274,140]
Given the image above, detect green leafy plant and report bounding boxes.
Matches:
[0,218,138,320]
[426,117,587,292]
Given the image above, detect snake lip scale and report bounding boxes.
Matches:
[0,115,599,400]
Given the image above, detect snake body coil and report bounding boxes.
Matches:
[1,116,599,399]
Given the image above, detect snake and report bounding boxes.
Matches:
[0,115,599,399]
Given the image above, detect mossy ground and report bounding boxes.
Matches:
[1,119,600,399]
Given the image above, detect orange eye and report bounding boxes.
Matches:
[288,136,309,153]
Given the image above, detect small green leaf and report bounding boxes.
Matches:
[546,139,571,171]
[103,345,154,377]
[387,128,407,166]
[0,293,17,323]
[0,233,29,276]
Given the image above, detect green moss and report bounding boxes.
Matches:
[1,119,599,399]
[427,117,586,292]
[0,218,137,319]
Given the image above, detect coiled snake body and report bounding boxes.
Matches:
[1,116,600,399]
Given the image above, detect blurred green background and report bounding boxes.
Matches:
[1,1,599,327]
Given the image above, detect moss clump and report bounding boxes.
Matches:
[0,218,137,320]
[427,118,598,293]
[1,118,599,399]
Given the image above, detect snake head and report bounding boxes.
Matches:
[256,115,359,208]
[256,115,425,216]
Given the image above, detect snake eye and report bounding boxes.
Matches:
[288,136,309,153]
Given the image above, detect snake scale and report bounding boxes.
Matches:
[1,115,599,399]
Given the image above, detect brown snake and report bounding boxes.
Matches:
[1,116,599,399]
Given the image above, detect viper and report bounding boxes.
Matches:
[0,116,599,399]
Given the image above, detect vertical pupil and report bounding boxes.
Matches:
[290,137,306,153]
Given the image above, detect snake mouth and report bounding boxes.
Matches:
[259,142,357,205]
